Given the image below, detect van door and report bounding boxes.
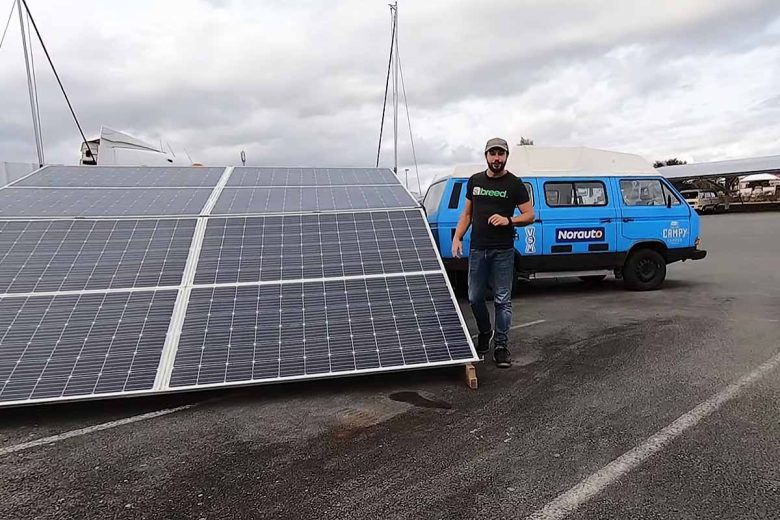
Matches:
[514,179,543,260]
[422,179,449,250]
[537,178,618,260]
[439,179,471,253]
[616,177,692,249]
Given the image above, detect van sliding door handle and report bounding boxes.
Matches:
[599,218,612,223]
[622,217,635,222]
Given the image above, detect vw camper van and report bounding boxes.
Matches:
[423,146,707,291]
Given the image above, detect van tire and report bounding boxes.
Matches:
[623,249,666,291]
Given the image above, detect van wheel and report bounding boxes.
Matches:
[579,275,607,282]
[623,249,666,291]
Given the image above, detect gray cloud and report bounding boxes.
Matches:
[0,0,778,189]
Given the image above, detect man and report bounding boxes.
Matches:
[451,138,535,368]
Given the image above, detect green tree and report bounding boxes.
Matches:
[654,158,687,168]
[519,137,534,145]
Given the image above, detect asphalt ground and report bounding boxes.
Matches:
[1,212,778,520]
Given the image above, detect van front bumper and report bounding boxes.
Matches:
[667,247,707,263]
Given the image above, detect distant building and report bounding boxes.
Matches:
[658,154,780,201]
[658,154,780,180]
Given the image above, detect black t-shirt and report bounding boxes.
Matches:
[465,170,530,250]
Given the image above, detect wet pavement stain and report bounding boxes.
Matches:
[389,391,452,409]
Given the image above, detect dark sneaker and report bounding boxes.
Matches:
[476,331,494,357]
[493,346,512,368]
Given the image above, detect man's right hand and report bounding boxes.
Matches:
[452,238,463,258]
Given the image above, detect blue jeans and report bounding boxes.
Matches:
[468,248,514,346]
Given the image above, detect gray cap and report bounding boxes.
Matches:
[484,137,509,153]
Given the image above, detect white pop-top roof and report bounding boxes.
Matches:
[447,145,657,179]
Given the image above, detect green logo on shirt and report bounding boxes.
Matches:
[473,186,508,198]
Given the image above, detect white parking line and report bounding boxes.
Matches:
[471,319,546,339]
[525,350,780,520]
[0,405,193,457]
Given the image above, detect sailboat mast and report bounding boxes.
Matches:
[17,0,44,166]
[392,2,398,176]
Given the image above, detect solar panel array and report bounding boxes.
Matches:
[0,165,475,407]
[227,167,399,187]
[0,219,195,292]
[193,210,439,284]
[0,290,177,401]
[15,165,226,188]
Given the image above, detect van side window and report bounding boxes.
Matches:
[620,179,666,206]
[544,181,607,207]
[661,183,681,206]
[447,181,464,209]
[423,180,447,214]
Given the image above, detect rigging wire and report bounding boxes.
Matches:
[20,0,91,160]
[0,0,15,51]
[375,10,396,168]
[395,34,421,195]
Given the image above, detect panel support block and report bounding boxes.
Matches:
[463,363,478,390]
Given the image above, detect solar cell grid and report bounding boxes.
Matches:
[0,188,212,218]
[0,289,177,403]
[212,185,417,215]
[0,219,196,293]
[170,273,471,387]
[0,165,472,408]
[13,165,226,188]
[227,167,398,187]
[194,210,439,284]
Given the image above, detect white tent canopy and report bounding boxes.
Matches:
[94,126,192,166]
[0,161,38,187]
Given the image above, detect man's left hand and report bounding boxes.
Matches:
[488,214,511,226]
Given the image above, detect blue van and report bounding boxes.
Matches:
[423,147,707,291]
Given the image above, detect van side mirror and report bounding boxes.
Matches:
[666,195,672,208]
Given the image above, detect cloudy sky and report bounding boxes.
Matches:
[1,0,779,191]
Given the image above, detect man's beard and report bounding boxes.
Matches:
[487,160,506,174]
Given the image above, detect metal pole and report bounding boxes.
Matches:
[17,0,43,166]
[392,2,398,176]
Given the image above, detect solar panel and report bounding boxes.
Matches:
[0,290,177,404]
[169,273,471,387]
[0,188,212,217]
[0,219,195,293]
[193,210,439,285]
[227,167,398,187]
[212,185,417,215]
[0,165,476,408]
[14,165,225,188]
